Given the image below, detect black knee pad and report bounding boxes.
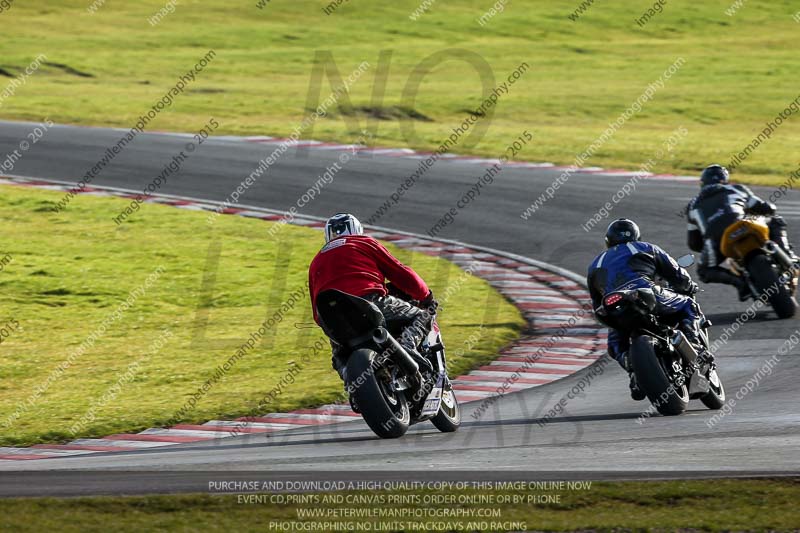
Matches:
[769,216,792,250]
[769,215,787,230]
[769,216,787,238]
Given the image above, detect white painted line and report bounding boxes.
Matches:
[202,420,286,429]
[261,413,356,422]
[70,439,175,448]
[453,380,530,389]
[470,370,574,380]
[487,361,588,371]
[480,272,533,280]
[0,448,85,456]
[514,295,579,303]
[139,428,231,438]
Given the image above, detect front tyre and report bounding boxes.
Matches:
[700,367,726,410]
[747,253,797,318]
[346,348,410,439]
[431,378,461,432]
[630,335,688,416]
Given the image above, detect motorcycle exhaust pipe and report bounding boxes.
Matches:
[671,331,698,366]
[372,327,420,376]
[765,241,794,271]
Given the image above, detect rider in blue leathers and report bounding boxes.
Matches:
[588,219,708,400]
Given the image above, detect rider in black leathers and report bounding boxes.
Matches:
[686,164,795,301]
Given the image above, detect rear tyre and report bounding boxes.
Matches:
[346,348,410,439]
[630,335,688,416]
[700,367,726,410]
[431,378,461,433]
[747,253,797,318]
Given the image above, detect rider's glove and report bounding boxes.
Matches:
[420,291,438,312]
[682,281,699,297]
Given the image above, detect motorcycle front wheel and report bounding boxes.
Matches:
[700,367,726,410]
[347,348,410,438]
[431,378,461,433]
[630,335,689,416]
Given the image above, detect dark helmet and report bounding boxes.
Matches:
[324,213,363,243]
[700,164,729,187]
[605,218,641,248]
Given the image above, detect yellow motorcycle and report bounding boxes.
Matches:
[720,217,799,318]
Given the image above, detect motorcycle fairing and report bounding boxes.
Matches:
[689,369,711,396]
[720,219,769,260]
[418,328,446,418]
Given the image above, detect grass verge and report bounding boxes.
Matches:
[1,1,799,184]
[0,185,523,446]
[1,478,798,531]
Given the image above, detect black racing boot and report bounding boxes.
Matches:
[398,329,434,375]
[769,216,798,259]
[679,322,716,370]
[401,347,427,387]
[623,352,646,401]
[699,264,751,301]
[331,353,348,383]
[628,372,646,401]
[348,395,361,414]
[734,278,752,302]
[332,354,361,413]
[405,344,433,372]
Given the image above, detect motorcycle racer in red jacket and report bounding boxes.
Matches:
[309,213,437,381]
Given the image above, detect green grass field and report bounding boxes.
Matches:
[0,185,523,446]
[1,1,799,184]
[2,478,798,532]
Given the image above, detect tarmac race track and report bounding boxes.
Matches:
[1,120,798,496]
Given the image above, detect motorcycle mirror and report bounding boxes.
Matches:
[676,254,695,268]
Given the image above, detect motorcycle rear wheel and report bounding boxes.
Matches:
[347,348,410,439]
[747,253,797,318]
[630,335,688,416]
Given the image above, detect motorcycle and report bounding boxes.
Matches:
[596,255,725,416]
[719,216,798,318]
[315,288,460,438]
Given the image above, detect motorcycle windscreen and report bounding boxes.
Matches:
[315,289,386,346]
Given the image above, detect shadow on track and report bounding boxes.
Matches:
[706,311,775,325]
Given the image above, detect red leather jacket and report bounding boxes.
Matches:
[308,235,429,323]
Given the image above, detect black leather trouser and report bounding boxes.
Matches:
[330,294,428,379]
[769,216,794,255]
[364,293,428,351]
[697,263,744,288]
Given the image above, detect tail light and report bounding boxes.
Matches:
[604,293,623,306]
